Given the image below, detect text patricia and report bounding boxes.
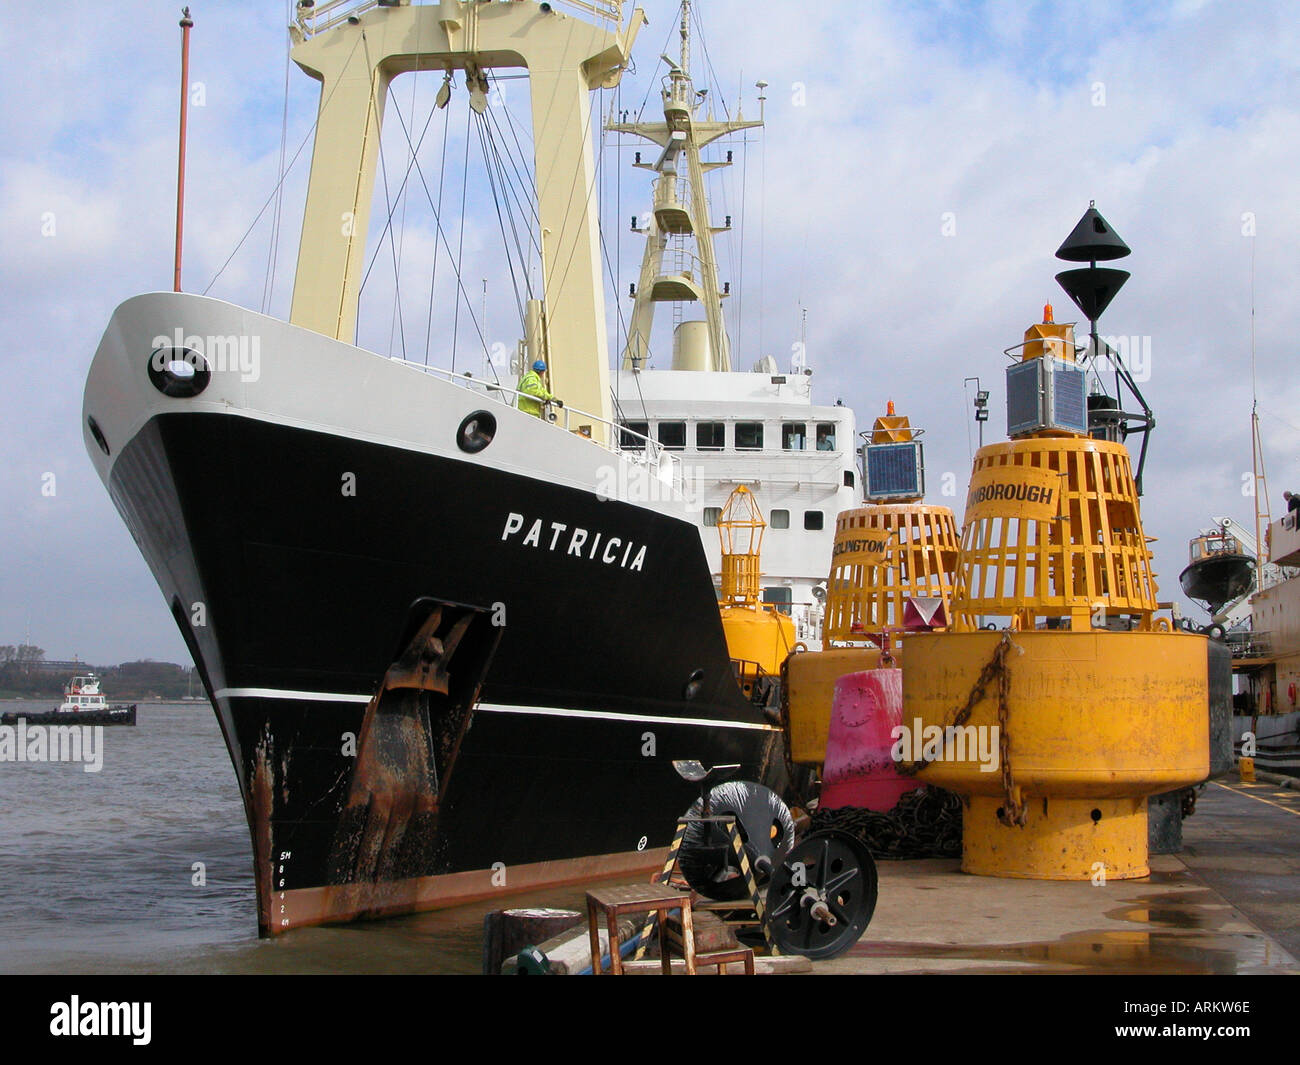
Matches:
[501,512,647,571]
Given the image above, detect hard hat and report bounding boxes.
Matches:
[532,360,547,372]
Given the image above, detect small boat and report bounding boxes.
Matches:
[0,674,137,726]
[1179,527,1255,617]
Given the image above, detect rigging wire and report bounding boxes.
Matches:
[423,81,453,367]
[613,80,621,409]
[388,26,426,358]
[757,86,766,361]
[203,29,366,297]
[450,102,472,370]
[631,7,679,122]
[488,92,541,229]
[353,88,441,337]
[689,1,732,120]
[261,0,294,315]
[482,102,542,266]
[474,110,530,343]
[382,92,499,372]
[735,77,748,368]
[360,32,407,356]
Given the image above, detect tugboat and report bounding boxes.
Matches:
[0,674,137,726]
[1180,524,1255,618]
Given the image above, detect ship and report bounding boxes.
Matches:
[80,0,860,934]
[1226,508,1300,778]
[1179,525,1255,618]
[0,674,137,727]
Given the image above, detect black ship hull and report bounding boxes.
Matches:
[107,409,777,934]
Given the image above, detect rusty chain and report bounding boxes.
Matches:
[995,645,1027,827]
[811,786,963,859]
[898,632,1027,827]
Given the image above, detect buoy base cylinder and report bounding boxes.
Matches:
[962,795,1148,880]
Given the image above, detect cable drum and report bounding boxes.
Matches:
[677,781,795,901]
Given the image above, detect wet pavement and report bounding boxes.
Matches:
[813,778,1300,974]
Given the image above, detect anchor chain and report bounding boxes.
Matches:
[810,786,963,859]
[897,632,1027,827]
[994,647,1027,827]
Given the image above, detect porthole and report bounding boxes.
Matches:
[87,416,110,457]
[457,410,497,454]
[147,346,211,398]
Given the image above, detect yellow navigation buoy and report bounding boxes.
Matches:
[902,302,1209,880]
[785,406,958,767]
[715,487,795,697]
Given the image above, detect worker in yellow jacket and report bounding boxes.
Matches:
[518,359,562,418]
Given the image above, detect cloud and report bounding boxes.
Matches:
[3,0,1299,662]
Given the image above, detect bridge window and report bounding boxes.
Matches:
[770,509,790,529]
[781,423,807,450]
[763,587,793,615]
[696,422,725,450]
[619,421,649,450]
[815,423,837,451]
[703,507,722,527]
[804,510,824,531]
[657,421,686,450]
[735,422,764,450]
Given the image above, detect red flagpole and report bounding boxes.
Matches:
[174,7,193,292]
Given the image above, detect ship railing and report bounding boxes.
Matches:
[790,602,824,645]
[389,358,687,494]
[294,0,624,40]
[1227,629,1272,659]
[756,600,824,645]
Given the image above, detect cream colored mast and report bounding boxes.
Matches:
[607,0,761,373]
[287,0,645,430]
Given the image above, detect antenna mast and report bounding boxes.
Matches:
[174,7,193,292]
[609,1,761,373]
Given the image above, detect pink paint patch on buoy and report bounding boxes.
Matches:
[820,669,920,812]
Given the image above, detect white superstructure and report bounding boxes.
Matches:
[606,2,861,643]
[615,368,858,642]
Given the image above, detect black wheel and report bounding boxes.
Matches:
[766,829,878,960]
[678,781,794,901]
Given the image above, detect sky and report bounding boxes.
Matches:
[2,0,1299,665]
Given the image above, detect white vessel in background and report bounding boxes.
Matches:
[608,2,859,645]
[1234,511,1300,777]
